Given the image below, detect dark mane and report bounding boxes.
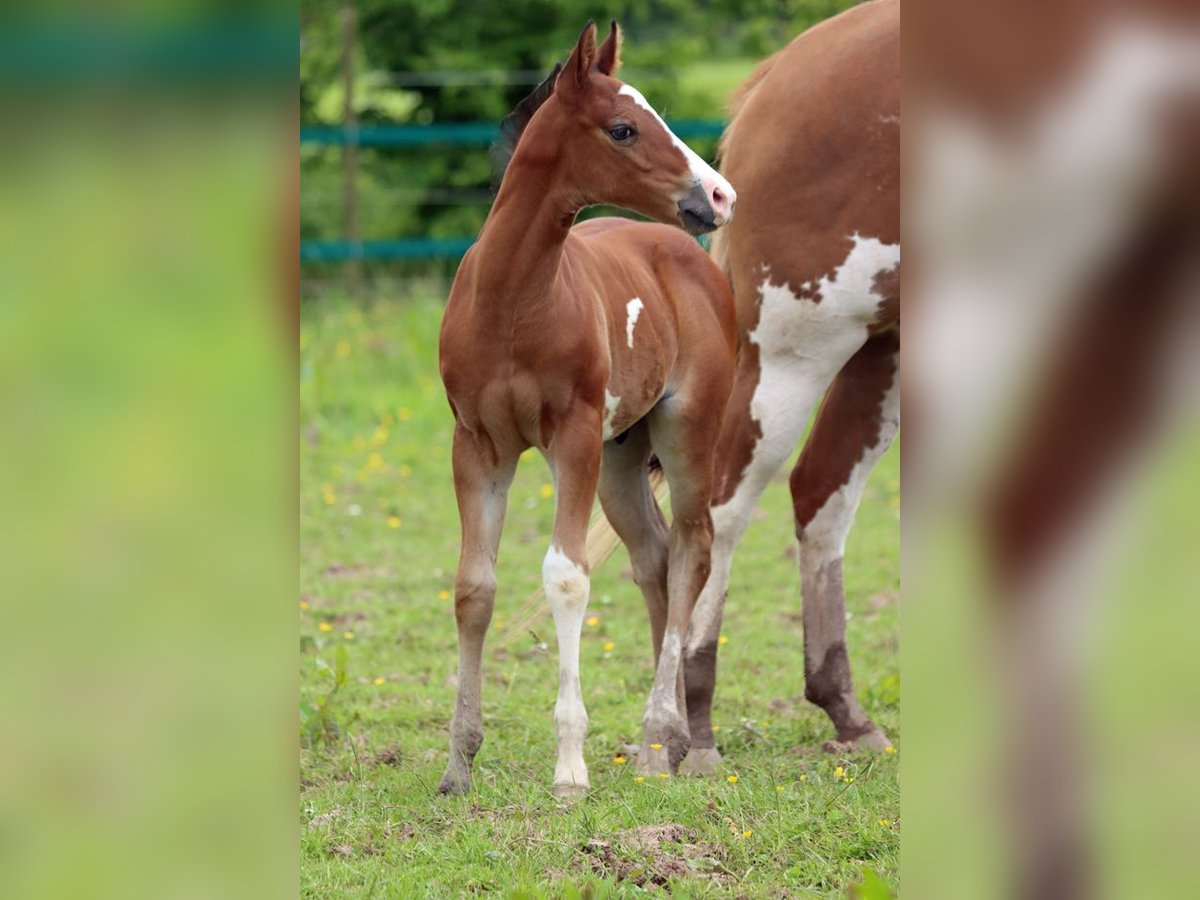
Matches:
[490,62,562,190]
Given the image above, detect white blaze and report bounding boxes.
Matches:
[617,84,733,197]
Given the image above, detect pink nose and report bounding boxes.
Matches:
[703,175,737,225]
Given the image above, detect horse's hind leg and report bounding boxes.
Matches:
[597,422,669,664]
[439,426,517,794]
[639,392,726,775]
[791,331,898,751]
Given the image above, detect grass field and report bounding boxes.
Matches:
[299,289,900,897]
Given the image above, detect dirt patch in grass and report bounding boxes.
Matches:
[371,745,404,767]
[580,823,730,888]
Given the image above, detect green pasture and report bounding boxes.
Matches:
[299,289,900,897]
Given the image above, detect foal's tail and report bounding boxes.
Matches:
[709,48,781,282]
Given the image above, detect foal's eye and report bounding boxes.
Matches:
[607,124,636,143]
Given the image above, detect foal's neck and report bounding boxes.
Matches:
[473,153,581,305]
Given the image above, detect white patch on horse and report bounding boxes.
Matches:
[543,545,591,789]
[625,297,644,349]
[617,84,733,196]
[689,235,901,656]
[602,389,621,441]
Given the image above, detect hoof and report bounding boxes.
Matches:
[552,782,589,802]
[636,743,673,777]
[821,729,891,755]
[678,746,723,776]
[854,729,892,752]
[437,771,470,795]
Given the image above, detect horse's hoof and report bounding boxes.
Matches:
[821,729,891,754]
[552,782,589,801]
[678,746,723,776]
[636,744,672,777]
[854,729,893,752]
[437,771,470,795]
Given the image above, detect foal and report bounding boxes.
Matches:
[438,21,736,797]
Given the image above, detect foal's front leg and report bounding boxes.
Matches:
[542,410,602,799]
[438,426,516,795]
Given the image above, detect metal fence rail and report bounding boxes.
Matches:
[301,120,726,261]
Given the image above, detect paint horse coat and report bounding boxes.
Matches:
[438,22,737,797]
[680,0,901,775]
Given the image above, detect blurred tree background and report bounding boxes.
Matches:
[299,0,859,295]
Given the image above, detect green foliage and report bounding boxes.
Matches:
[299,1,862,277]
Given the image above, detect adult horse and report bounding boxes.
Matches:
[438,21,737,797]
[680,0,900,774]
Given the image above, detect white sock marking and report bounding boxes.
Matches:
[543,545,590,788]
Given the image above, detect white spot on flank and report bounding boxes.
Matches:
[602,390,621,441]
[618,84,733,196]
[625,298,644,349]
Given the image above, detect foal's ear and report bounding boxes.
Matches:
[557,20,597,102]
[594,20,621,76]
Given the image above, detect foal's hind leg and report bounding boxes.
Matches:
[791,332,898,750]
[597,422,669,665]
[438,426,517,795]
[638,396,724,775]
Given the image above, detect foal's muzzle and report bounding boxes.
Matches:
[677,178,737,236]
[677,183,720,236]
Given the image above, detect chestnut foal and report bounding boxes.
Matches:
[437,21,736,797]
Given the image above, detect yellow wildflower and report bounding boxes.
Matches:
[711,725,721,732]
[799,773,807,782]
[318,622,332,633]
[586,616,600,627]
[650,743,663,751]
[367,451,385,470]
[776,785,785,792]
[718,635,728,645]
[387,516,402,529]
[612,756,626,765]
[539,483,554,499]
[343,631,354,640]
[885,745,897,754]
[321,485,336,505]
[437,590,450,601]
[634,776,645,783]
[727,775,739,784]
[742,830,753,838]
[374,677,385,686]
[657,773,669,779]
[879,819,891,827]
[834,766,845,777]
[602,641,615,652]
[300,600,309,611]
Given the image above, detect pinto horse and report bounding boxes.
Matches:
[438,21,737,797]
[679,0,901,775]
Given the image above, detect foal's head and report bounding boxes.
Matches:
[501,21,736,235]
